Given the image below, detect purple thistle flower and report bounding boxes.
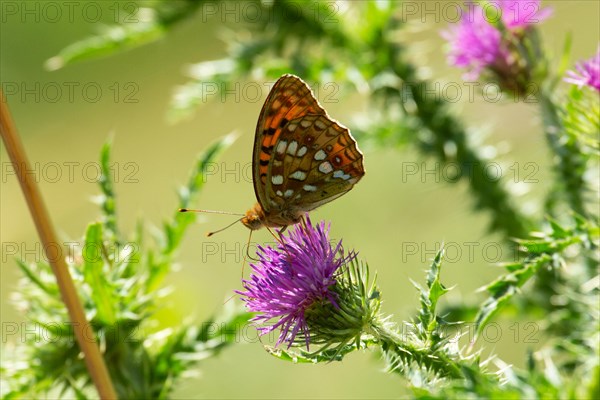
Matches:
[442,0,551,80]
[441,8,503,80]
[497,0,552,29]
[565,48,600,92]
[237,217,356,348]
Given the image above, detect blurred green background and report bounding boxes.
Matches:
[1,1,598,398]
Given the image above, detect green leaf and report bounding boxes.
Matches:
[474,254,552,340]
[82,223,117,325]
[45,24,164,70]
[548,217,570,238]
[418,248,450,338]
[266,343,356,364]
[473,216,594,341]
[15,259,58,296]
[427,249,449,308]
[265,346,318,364]
[98,138,120,244]
[44,1,205,70]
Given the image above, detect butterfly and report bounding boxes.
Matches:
[240,74,365,232]
[181,74,365,235]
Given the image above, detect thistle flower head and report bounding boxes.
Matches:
[565,48,600,92]
[237,218,352,347]
[497,0,553,29]
[442,9,503,80]
[442,0,551,85]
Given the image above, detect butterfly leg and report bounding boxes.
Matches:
[244,230,259,263]
[223,293,237,305]
[265,226,283,244]
[300,214,308,230]
[265,225,294,263]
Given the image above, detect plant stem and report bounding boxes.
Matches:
[370,319,464,379]
[0,90,117,399]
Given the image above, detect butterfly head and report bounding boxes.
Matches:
[241,203,266,230]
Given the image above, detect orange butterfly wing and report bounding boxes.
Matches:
[252,74,364,224]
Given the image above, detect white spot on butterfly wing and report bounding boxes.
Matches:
[276,141,288,154]
[287,123,298,132]
[284,189,294,198]
[297,146,307,157]
[287,141,298,156]
[272,175,284,185]
[289,170,307,181]
[318,161,333,174]
[314,150,327,161]
[333,170,351,180]
[303,184,317,192]
[315,119,327,130]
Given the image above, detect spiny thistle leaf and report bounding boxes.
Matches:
[474,253,552,338]
[420,248,450,336]
[474,217,599,341]
[15,259,57,296]
[45,1,205,70]
[98,138,120,244]
[265,342,357,364]
[82,223,117,325]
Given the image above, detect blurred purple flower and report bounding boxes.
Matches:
[442,0,551,80]
[565,48,600,92]
[441,9,503,80]
[497,0,552,29]
[237,217,355,348]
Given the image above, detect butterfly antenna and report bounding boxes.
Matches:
[179,208,244,216]
[178,208,246,237]
[206,217,245,237]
